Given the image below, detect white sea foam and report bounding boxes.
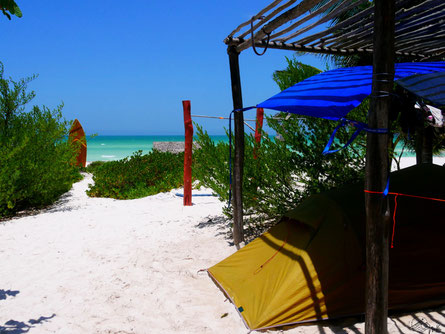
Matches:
[101,155,116,158]
[101,143,106,146]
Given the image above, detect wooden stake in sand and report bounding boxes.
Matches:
[254,107,264,160]
[183,100,193,206]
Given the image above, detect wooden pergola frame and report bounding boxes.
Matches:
[225,1,444,333]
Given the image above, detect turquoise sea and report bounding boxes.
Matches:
[86,135,228,162]
[86,135,420,162]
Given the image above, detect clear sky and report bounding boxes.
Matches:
[1,1,327,135]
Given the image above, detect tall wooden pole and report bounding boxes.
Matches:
[254,108,264,160]
[416,124,433,164]
[365,1,395,333]
[227,45,244,247]
[183,100,193,206]
[422,127,433,163]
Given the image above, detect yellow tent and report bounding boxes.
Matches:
[208,164,445,331]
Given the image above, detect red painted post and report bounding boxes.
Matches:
[253,108,264,159]
[183,100,193,206]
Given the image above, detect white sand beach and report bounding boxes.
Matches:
[1,158,444,334]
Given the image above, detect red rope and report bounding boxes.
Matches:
[392,194,398,248]
[364,190,445,248]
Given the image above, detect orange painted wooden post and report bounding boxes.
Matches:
[253,108,264,159]
[183,100,193,206]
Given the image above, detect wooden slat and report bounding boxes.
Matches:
[399,38,445,53]
[392,27,445,53]
[335,11,444,51]
[235,0,321,52]
[303,0,443,49]
[395,8,445,36]
[226,0,445,58]
[227,0,283,39]
[267,0,342,41]
[327,22,373,48]
[421,50,445,61]
[340,37,374,51]
[281,0,369,43]
[238,0,299,39]
[395,32,445,51]
[422,45,445,55]
[336,0,445,49]
[396,0,445,22]
[297,4,375,46]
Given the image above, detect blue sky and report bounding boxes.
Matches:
[1,1,327,135]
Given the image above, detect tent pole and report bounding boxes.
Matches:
[227,45,245,247]
[365,1,394,333]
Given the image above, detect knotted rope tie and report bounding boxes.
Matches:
[250,16,270,56]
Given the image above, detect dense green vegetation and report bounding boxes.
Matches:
[0,63,81,217]
[193,59,367,235]
[86,150,184,199]
[0,0,22,20]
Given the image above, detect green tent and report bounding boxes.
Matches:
[208,164,445,331]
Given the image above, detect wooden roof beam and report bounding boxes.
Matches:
[247,39,424,58]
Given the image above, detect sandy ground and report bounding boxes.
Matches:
[1,158,444,334]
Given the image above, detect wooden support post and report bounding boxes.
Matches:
[365,1,395,334]
[422,126,433,164]
[415,123,425,165]
[254,108,264,160]
[183,100,193,206]
[415,107,433,164]
[228,45,244,247]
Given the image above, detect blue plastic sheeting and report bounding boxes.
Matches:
[396,71,445,108]
[257,62,445,120]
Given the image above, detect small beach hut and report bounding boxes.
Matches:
[223,1,445,332]
[209,164,445,331]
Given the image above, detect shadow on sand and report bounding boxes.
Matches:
[0,314,56,334]
[195,215,233,242]
[0,290,19,301]
[0,183,80,223]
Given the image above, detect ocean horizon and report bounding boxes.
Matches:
[86,135,228,162]
[86,135,421,162]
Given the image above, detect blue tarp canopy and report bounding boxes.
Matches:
[396,71,445,108]
[257,62,445,121]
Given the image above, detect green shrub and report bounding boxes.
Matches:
[193,114,366,236]
[86,150,184,199]
[85,160,106,174]
[0,63,81,217]
[193,58,367,236]
[0,106,81,217]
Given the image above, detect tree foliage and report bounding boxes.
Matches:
[272,58,321,91]
[87,150,184,199]
[0,63,80,217]
[0,0,22,20]
[193,58,367,238]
